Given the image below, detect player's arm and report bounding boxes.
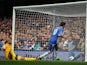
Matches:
[58,33,67,38]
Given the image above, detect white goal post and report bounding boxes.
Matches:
[12,1,87,61]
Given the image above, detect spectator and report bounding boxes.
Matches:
[77,38,85,51]
[66,36,75,51]
[58,38,68,51]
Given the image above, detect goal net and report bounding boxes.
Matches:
[12,1,87,61]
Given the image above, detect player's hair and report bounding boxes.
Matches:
[60,22,66,26]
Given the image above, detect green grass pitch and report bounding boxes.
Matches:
[0,60,87,65]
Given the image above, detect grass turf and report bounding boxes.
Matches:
[0,60,87,65]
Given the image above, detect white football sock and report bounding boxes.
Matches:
[39,51,51,58]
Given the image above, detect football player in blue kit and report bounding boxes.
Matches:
[37,22,67,60]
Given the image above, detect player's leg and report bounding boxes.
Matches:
[7,51,16,60]
[7,50,18,60]
[37,45,52,59]
[10,50,16,60]
[54,44,61,60]
[24,57,37,61]
[17,55,37,61]
[5,52,10,60]
[54,44,58,59]
[37,42,54,60]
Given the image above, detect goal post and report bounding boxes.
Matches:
[12,1,87,61]
[12,8,16,50]
[85,3,87,62]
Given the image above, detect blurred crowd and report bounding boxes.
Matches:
[0,17,12,48]
[0,11,86,52]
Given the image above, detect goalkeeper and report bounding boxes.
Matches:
[0,38,37,61]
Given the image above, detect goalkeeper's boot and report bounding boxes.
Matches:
[36,55,42,60]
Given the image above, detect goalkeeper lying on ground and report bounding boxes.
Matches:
[0,38,37,61]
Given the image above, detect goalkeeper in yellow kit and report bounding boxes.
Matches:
[1,38,37,61]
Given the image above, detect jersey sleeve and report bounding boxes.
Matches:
[58,28,63,35]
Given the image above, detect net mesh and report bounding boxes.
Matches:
[15,10,54,50]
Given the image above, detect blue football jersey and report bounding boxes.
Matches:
[49,26,63,43]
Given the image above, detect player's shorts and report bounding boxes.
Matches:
[48,40,58,51]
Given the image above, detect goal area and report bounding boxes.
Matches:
[12,1,87,62]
